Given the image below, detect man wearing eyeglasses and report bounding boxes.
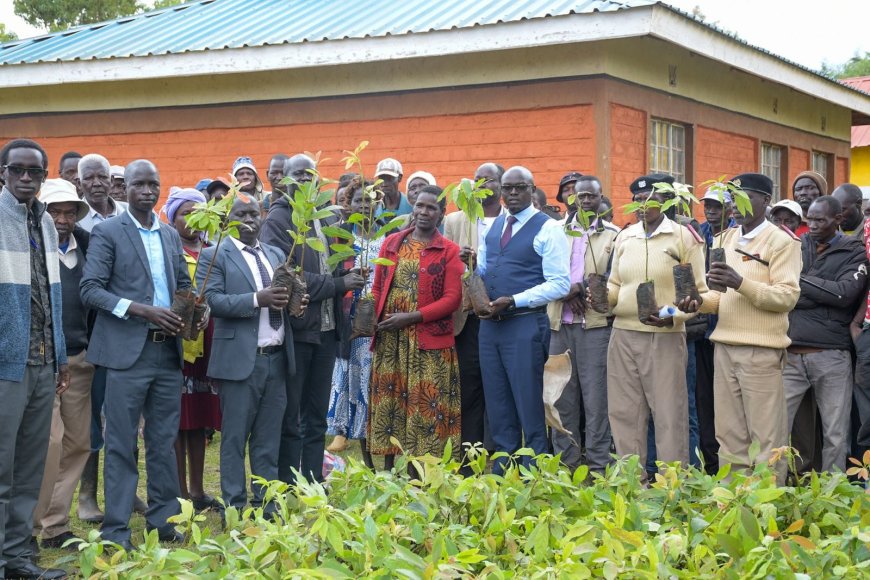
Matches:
[472,166,571,474]
[0,139,69,580]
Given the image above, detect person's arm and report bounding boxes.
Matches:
[512,220,570,309]
[196,247,258,319]
[673,236,708,326]
[799,251,868,308]
[474,224,488,277]
[80,223,127,315]
[171,230,193,293]
[418,244,465,322]
[851,290,868,343]
[736,240,802,313]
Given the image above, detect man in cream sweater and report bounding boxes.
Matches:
[680,173,801,481]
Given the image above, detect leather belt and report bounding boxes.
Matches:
[256,344,283,356]
[490,306,546,322]
[147,329,170,343]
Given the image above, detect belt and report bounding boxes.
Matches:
[256,344,283,356]
[490,306,546,322]
[147,329,171,343]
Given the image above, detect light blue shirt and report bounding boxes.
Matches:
[375,193,413,217]
[112,211,171,318]
[476,204,571,308]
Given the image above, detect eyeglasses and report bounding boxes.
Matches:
[502,184,532,193]
[3,165,48,179]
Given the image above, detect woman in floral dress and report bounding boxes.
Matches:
[368,187,464,466]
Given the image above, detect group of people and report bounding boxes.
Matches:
[1,136,869,579]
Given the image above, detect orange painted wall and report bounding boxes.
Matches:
[609,103,647,214]
[22,105,595,207]
[835,156,849,186]
[788,147,810,191]
[694,126,758,186]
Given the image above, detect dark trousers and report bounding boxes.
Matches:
[695,338,719,473]
[479,313,550,474]
[90,366,107,451]
[279,334,336,484]
[854,327,870,448]
[0,364,55,575]
[219,350,286,510]
[456,314,486,450]
[101,341,182,543]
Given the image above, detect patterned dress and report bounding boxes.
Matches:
[326,234,384,440]
[367,238,462,458]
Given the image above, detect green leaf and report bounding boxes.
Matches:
[305,237,327,253]
[321,226,354,241]
[370,257,395,267]
[373,217,406,240]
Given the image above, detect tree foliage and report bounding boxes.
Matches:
[0,22,18,42]
[822,52,870,80]
[13,0,186,33]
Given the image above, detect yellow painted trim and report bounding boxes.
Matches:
[851,146,870,186]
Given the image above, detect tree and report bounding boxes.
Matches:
[13,0,187,33]
[0,23,18,42]
[821,52,870,79]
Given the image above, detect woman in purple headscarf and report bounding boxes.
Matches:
[165,187,222,511]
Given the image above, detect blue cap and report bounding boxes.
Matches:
[195,178,213,192]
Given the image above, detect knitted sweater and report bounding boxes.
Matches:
[0,187,67,380]
[699,221,801,349]
[608,216,708,333]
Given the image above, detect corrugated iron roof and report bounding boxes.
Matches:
[0,0,648,65]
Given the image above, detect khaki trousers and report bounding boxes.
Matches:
[607,329,689,471]
[713,343,787,481]
[32,350,94,539]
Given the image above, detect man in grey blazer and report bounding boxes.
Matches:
[80,160,193,550]
[198,196,302,514]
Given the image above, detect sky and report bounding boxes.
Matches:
[1,0,868,71]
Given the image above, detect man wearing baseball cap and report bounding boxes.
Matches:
[232,156,265,202]
[33,180,95,553]
[770,199,803,234]
[375,158,412,216]
[109,165,126,203]
[680,173,801,482]
[556,172,582,211]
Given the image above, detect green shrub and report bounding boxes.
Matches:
[66,446,869,578]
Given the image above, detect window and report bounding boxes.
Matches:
[761,143,783,201]
[812,151,830,183]
[649,119,686,183]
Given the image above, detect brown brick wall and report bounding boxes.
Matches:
[609,103,647,215]
[836,156,849,187]
[788,147,811,191]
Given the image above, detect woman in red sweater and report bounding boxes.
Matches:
[368,186,464,467]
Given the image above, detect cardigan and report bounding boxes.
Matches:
[371,228,464,350]
[0,187,67,380]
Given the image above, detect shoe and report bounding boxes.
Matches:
[147,527,185,544]
[40,531,80,550]
[4,561,67,579]
[111,539,136,553]
[326,435,348,453]
[28,536,40,561]
[190,494,220,511]
[77,452,104,523]
[133,494,148,514]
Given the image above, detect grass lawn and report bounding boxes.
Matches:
[37,434,365,574]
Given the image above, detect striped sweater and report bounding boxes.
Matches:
[0,187,66,381]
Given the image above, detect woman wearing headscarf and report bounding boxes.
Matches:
[368,187,464,468]
[164,187,222,510]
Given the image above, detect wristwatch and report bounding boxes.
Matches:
[507,297,517,311]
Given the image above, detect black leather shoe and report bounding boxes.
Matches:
[146,527,185,544]
[41,531,80,550]
[4,561,67,579]
[190,494,221,511]
[113,539,136,553]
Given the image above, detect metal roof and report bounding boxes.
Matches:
[0,0,648,65]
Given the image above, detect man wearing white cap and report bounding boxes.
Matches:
[32,180,95,551]
[375,158,412,216]
[109,165,126,203]
[770,199,803,235]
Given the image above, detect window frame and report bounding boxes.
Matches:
[649,118,691,184]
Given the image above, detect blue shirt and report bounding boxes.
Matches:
[476,204,570,308]
[112,212,171,318]
[375,193,413,217]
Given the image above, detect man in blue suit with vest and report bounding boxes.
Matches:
[81,159,194,551]
[474,166,570,473]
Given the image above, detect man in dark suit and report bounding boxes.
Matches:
[198,196,302,513]
[80,159,193,550]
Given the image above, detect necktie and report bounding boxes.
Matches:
[243,246,282,330]
[500,215,518,249]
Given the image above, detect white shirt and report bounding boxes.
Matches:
[230,237,285,347]
[79,199,128,232]
[58,234,78,269]
[738,219,772,246]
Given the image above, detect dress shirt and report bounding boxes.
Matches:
[476,204,571,309]
[79,199,128,232]
[112,212,171,318]
[737,219,772,246]
[58,235,78,269]
[230,237,285,347]
[562,220,593,325]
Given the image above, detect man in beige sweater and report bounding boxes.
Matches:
[681,173,801,481]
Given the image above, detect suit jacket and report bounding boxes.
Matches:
[80,211,191,370]
[197,240,296,382]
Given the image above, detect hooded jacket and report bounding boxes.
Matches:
[788,233,868,350]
